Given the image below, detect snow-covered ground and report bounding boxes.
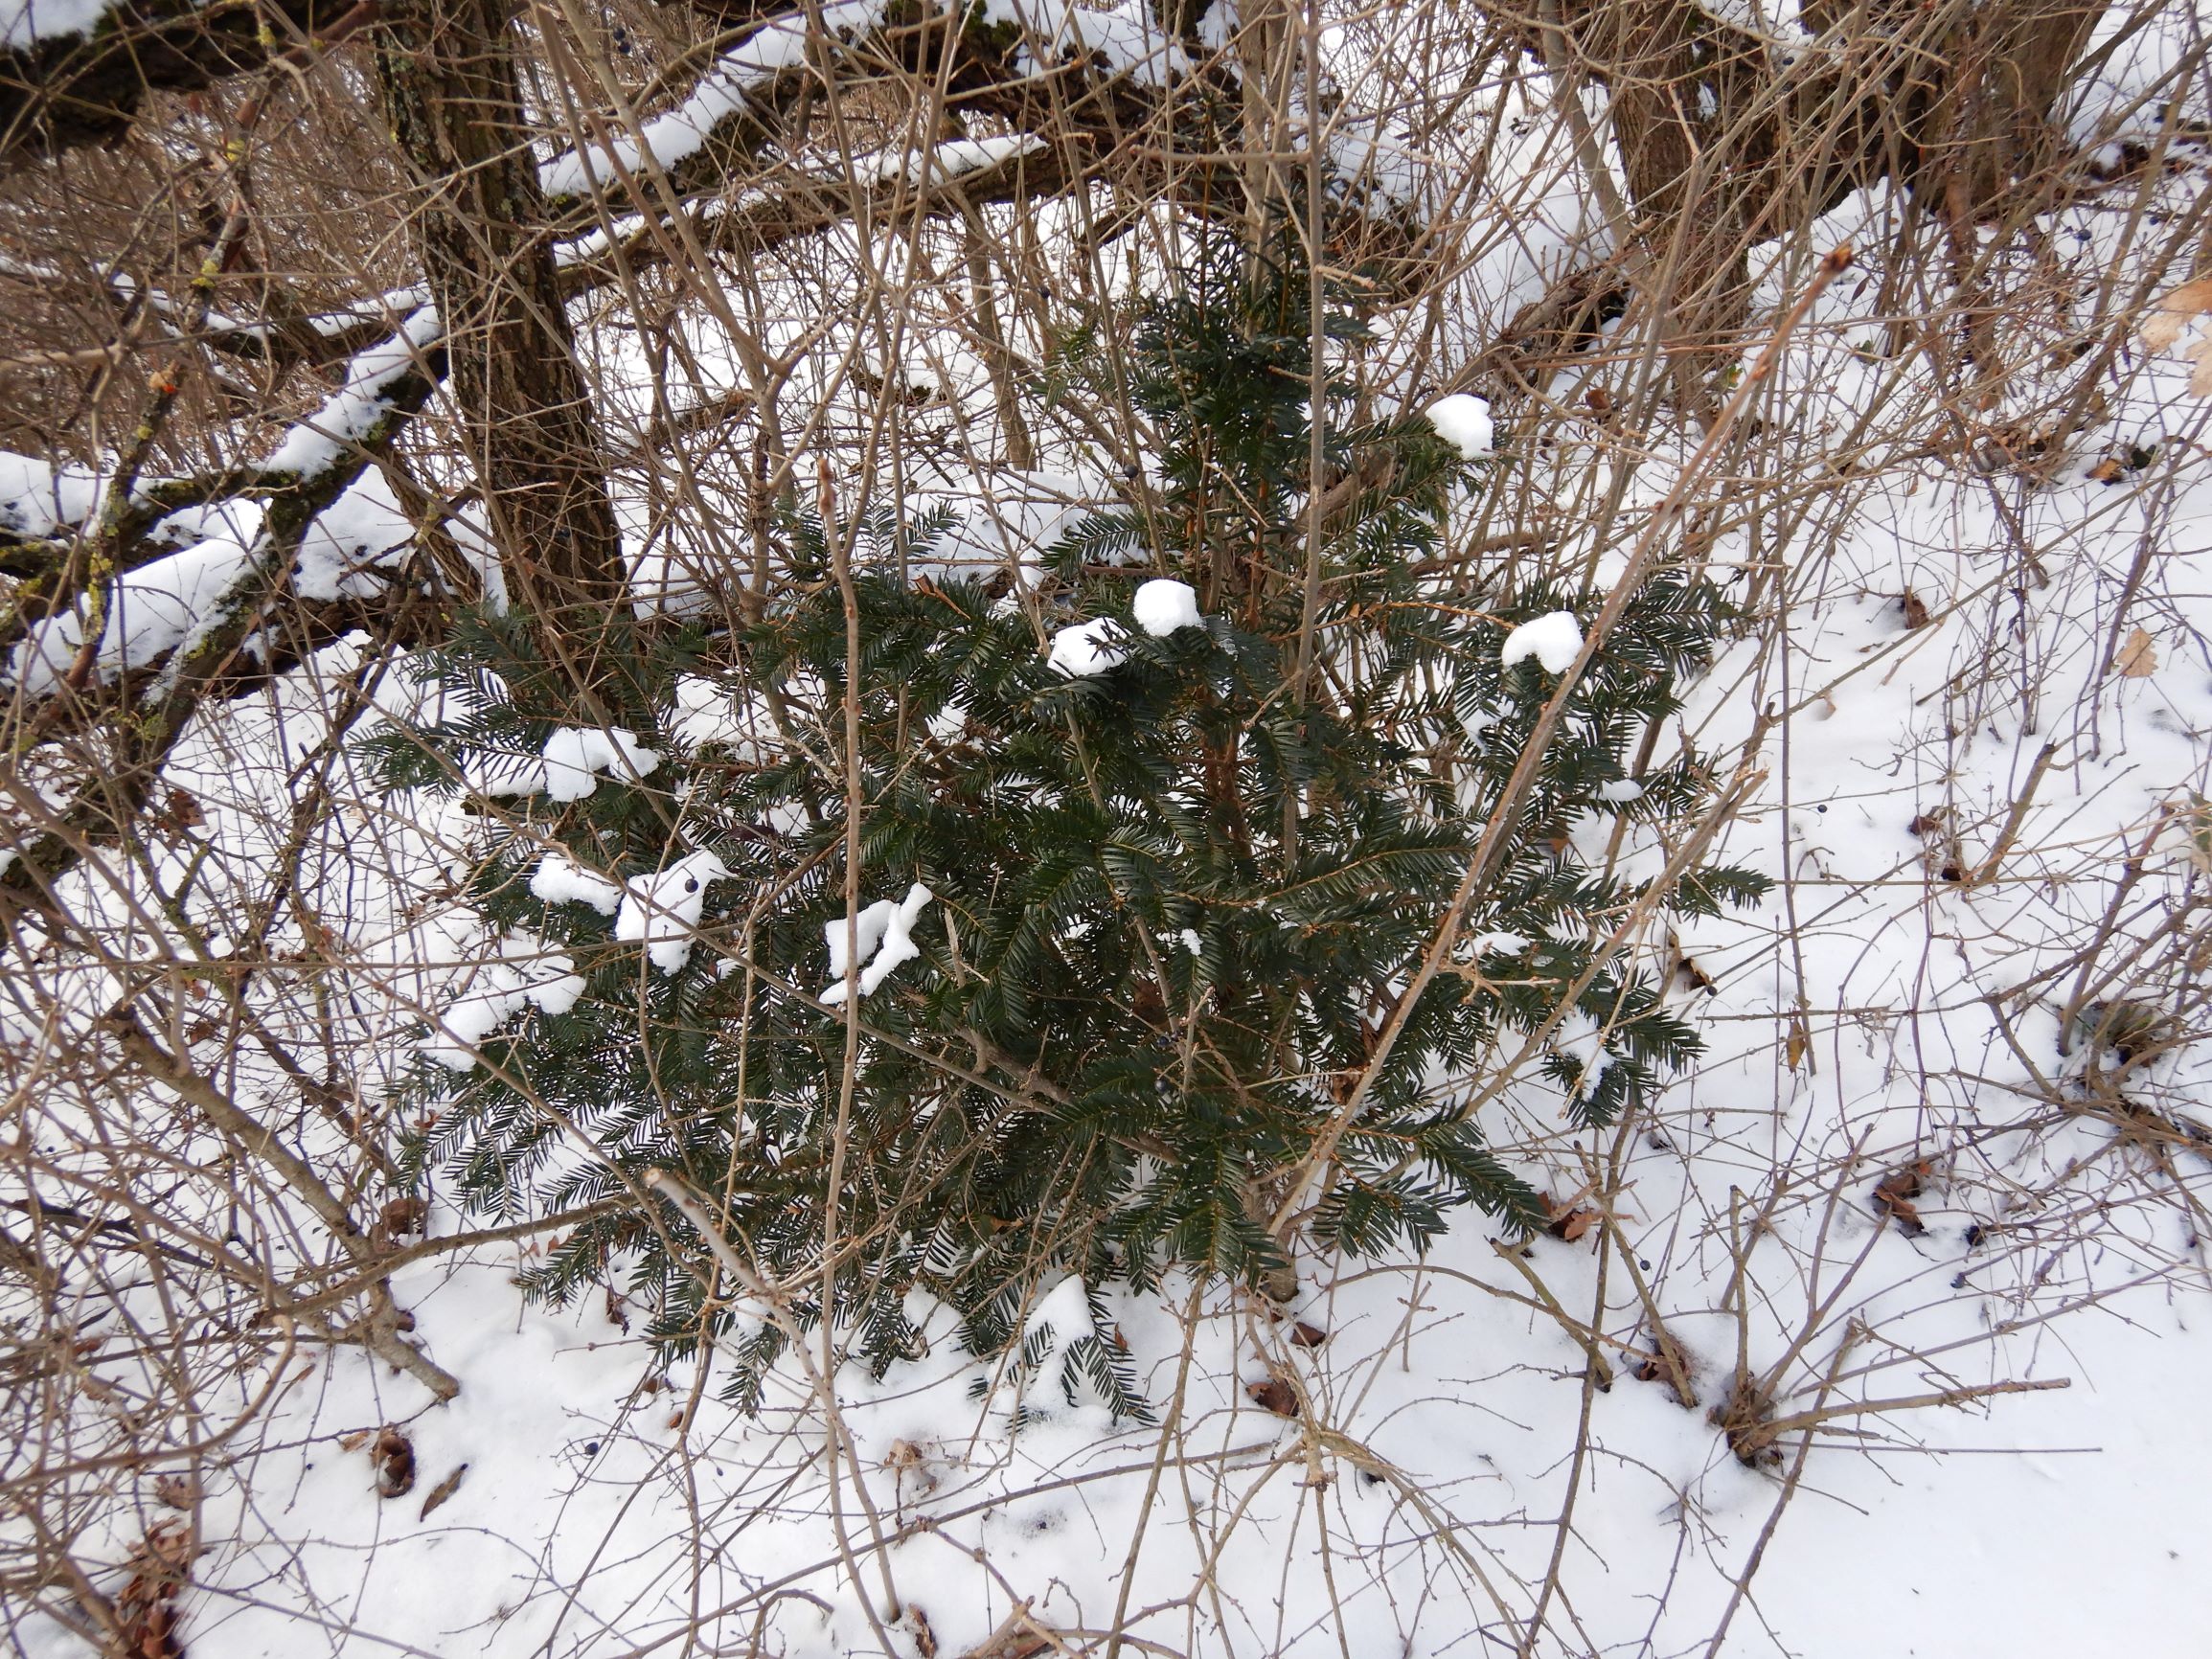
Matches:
[7,10,2212,1657]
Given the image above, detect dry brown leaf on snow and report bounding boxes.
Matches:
[2115,625,2157,678]
[1543,1193,1599,1242]
[2138,276,2212,351]
[372,1426,416,1498]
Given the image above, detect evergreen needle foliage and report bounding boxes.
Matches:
[370,231,1768,1414]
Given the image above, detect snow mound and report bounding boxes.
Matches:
[1425,393,1494,460]
[615,851,732,973]
[542,726,661,803]
[1047,617,1129,676]
[1501,610,1583,674]
[1132,578,1202,637]
[530,852,624,916]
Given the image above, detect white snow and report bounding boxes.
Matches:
[1131,578,1202,636]
[855,132,1045,187]
[294,470,419,601]
[1551,1007,1612,1096]
[6,535,259,695]
[981,0,1193,87]
[529,852,625,916]
[540,0,884,197]
[821,881,933,1005]
[1425,392,1494,460]
[614,850,732,973]
[1022,1274,1094,1346]
[541,725,661,803]
[423,931,586,1070]
[1046,617,1129,676]
[0,0,112,47]
[1597,778,1644,802]
[1500,609,1584,674]
[262,307,444,479]
[0,449,103,536]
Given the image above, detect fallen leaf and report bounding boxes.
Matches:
[2115,625,2157,678]
[1543,1194,1598,1243]
[153,1474,197,1511]
[418,1463,467,1520]
[1245,1376,1298,1418]
[1872,1162,1931,1238]
[2087,456,2126,484]
[372,1426,415,1498]
[1900,590,1931,630]
[2139,275,2212,351]
[1288,1321,1330,1349]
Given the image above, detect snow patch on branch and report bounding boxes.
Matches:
[1047,617,1128,676]
[542,726,661,802]
[539,0,885,198]
[530,852,625,916]
[7,535,262,695]
[1131,579,1202,636]
[0,450,103,538]
[423,931,586,1071]
[263,307,444,480]
[821,882,934,1005]
[1425,394,1494,461]
[982,0,1193,87]
[851,132,1046,186]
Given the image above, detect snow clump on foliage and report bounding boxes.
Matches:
[1046,616,1129,676]
[1501,610,1584,674]
[1425,392,1494,460]
[614,851,732,973]
[541,726,661,802]
[1132,578,1203,636]
[822,882,934,1005]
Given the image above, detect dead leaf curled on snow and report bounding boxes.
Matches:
[1872,1161,1932,1237]
[2139,276,2212,351]
[418,1463,467,1519]
[2114,625,2157,678]
[372,1425,415,1497]
[1542,1193,1599,1243]
[2138,277,2212,394]
[1245,1375,1299,1418]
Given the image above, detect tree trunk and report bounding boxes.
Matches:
[1554,0,2101,401]
[376,0,629,691]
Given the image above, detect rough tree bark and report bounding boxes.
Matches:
[1541,0,2104,399]
[375,0,630,689]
